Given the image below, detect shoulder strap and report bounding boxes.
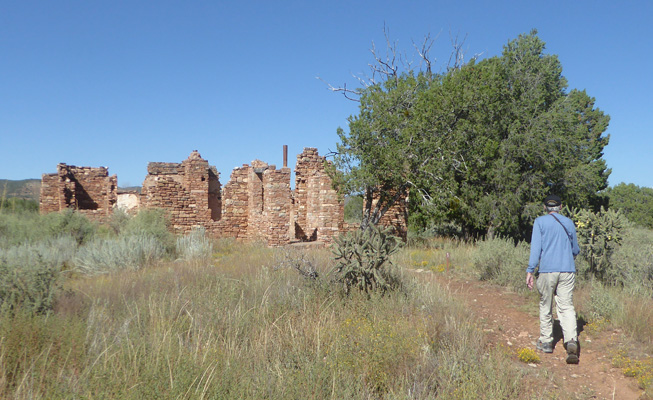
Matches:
[550,214,573,244]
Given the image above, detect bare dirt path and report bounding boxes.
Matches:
[425,273,644,399]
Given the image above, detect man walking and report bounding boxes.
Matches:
[526,194,581,364]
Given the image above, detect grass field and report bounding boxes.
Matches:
[1,208,651,398]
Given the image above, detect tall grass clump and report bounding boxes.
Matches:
[577,281,653,351]
[472,236,530,291]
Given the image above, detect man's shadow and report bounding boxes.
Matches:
[552,317,587,354]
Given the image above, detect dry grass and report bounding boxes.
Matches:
[0,241,542,399]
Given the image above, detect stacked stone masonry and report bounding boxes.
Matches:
[40,148,407,246]
[40,164,117,223]
[374,192,409,241]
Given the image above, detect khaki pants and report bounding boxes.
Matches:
[536,272,577,344]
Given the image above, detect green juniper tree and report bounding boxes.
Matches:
[331,30,611,240]
[604,183,653,228]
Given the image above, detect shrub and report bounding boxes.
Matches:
[472,236,530,291]
[0,236,77,272]
[108,208,131,236]
[0,263,59,315]
[0,210,94,248]
[0,238,71,314]
[122,208,175,254]
[74,234,165,275]
[585,281,621,322]
[43,209,97,245]
[0,198,39,213]
[517,347,540,363]
[175,227,213,262]
[609,227,653,291]
[605,183,653,229]
[331,224,402,295]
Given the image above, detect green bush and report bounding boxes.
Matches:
[108,208,131,236]
[0,209,97,246]
[0,243,65,315]
[122,208,175,253]
[472,236,530,291]
[43,209,97,245]
[74,234,166,275]
[0,236,76,315]
[331,224,403,295]
[585,281,620,321]
[0,198,38,213]
[609,227,653,291]
[605,183,653,229]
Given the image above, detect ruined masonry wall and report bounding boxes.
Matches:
[372,193,409,241]
[219,165,249,240]
[39,173,60,214]
[263,167,291,246]
[41,148,404,247]
[39,164,117,223]
[294,148,343,244]
[141,151,220,233]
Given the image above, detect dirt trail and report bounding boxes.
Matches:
[426,273,644,399]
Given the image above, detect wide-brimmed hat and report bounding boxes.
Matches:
[544,194,562,207]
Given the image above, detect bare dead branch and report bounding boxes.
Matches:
[447,30,468,70]
[413,31,440,75]
[316,77,362,102]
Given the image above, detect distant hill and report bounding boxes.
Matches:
[0,179,142,202]
[0,179,41,201]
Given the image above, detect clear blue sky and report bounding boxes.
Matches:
[1,1,651,188]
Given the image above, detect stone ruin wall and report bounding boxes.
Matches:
[140,151,219,233]
[40,164,117,223]
[139,150,306,246]
[374,194,409,241]
[39,148,407,246]
[294,148,344,244]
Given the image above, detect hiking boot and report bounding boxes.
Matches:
[536,340,553,353]
[565,340,579,364]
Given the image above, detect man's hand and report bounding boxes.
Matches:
[526,272,534,290]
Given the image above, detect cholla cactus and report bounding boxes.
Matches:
[331,224,402,295]
[568,206,629,283]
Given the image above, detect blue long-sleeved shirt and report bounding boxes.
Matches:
[527,212,580,273]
